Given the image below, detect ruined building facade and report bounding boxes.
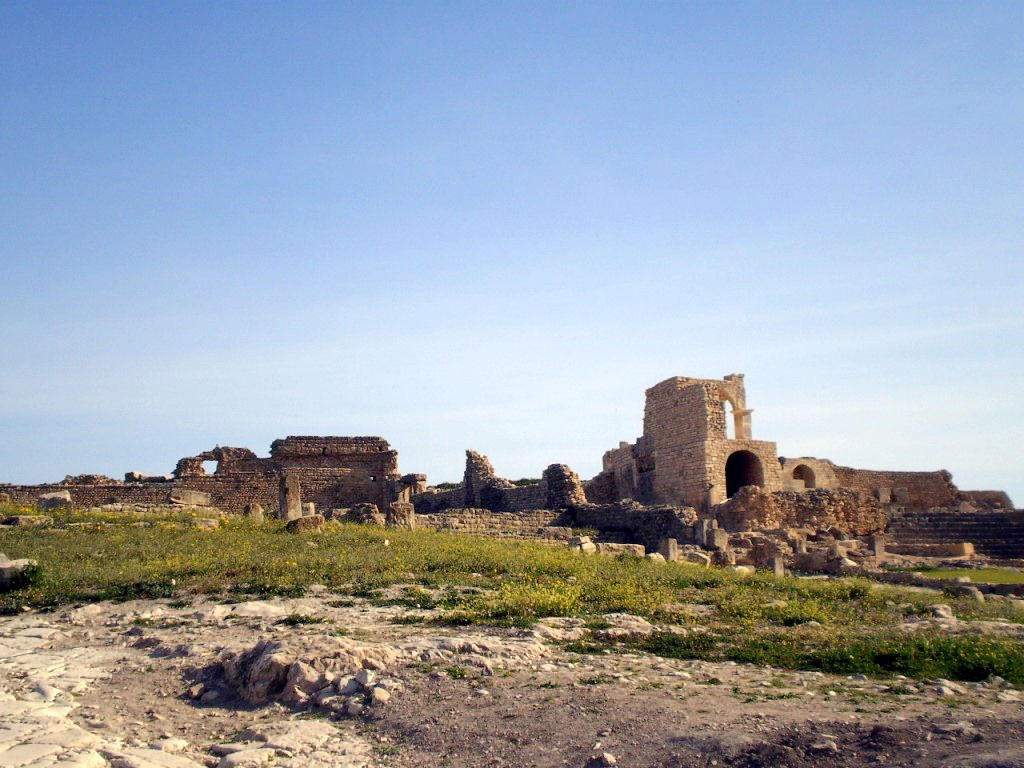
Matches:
[1,436,426,516]
[588,374,965,511]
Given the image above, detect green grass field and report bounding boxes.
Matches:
[3,503,1024,684]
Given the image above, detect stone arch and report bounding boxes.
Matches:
[792,463,816,490]
[725,450,764,498]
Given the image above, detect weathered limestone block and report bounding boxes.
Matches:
[3,515,53,527]
[712,548,735,566]
[708,529,731,551]
[0,552,38,590]
[568,536,597,554]
[38,490,72,510]
[540,526,573,540]
[0,492,9,504]
[302,502,317,517]
[695,518,717,547]
[542,464,588,509]
[278,475,302,521]
[684,550,712,567]
[243,503,264,522]
[792,550,829,572]
[286,515,325,534]
[386,502,416,530]
[595,542,645,557]
[169,488,211,507]
[657,537,679,561]
[350,503,385,526]
[772,556,786,578]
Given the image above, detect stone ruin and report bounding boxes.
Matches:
[1,436,427,519]
[1,373,1019,574]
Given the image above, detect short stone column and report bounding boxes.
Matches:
[278,474,302,521]
[771,555,786,578]
[657,538,679,562]
[869,534,886,557]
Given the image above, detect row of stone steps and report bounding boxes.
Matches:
[887,509,1024,558]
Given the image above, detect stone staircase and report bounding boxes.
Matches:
[886,508,1024,558]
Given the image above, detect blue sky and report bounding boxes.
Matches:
[1,1,1022,503]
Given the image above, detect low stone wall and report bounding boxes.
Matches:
[415,508,569,538]
[412,502,697,551]
[712,487,887,536]
[570,502,697,550]
[410,488,464,514]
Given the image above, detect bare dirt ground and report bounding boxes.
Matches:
[5,592,1024,768]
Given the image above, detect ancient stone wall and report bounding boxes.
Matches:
[589,374,995,516]
[829,465,957,507]
[960,490,1016,509]
[572,502,698,550]
[410,452,578,514]
[3,435,413,516]
[414,503,697,551]
[595,374,783,509]
[712,486,887,535]
[778,457,839,491]
[416,508,568,537]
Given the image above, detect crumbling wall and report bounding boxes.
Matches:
[410,452,583,514]
[830,465,958,507]
[958,490,1015,510]
[712,487,887,535]
[778,457,839,491]
[3,435,413,516]
[593,375,784,509]
[542,464,587,508]
[572,502,697,550]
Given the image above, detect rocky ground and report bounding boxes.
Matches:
[3,590,1024,768]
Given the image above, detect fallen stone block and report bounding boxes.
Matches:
[595,542,645,557]
[0,553,39,590]
[947,542,975,557]
[793,550,829,572]
[169,489,211,507]
[3,514,53,527]
[386,502,416,530]
[657,537,679,561]
[286,514,325,534]
[684,551,712,567]
[243,503,264,521]
[349,503,384,525]
[38,490,72,510]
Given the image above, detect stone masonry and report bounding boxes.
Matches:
[2,436,425,518]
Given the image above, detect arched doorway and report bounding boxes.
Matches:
[792,464,816,489]
[725,450,764,498]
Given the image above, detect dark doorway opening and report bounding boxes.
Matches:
[725,450,764,498]
[792,464,816,489]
